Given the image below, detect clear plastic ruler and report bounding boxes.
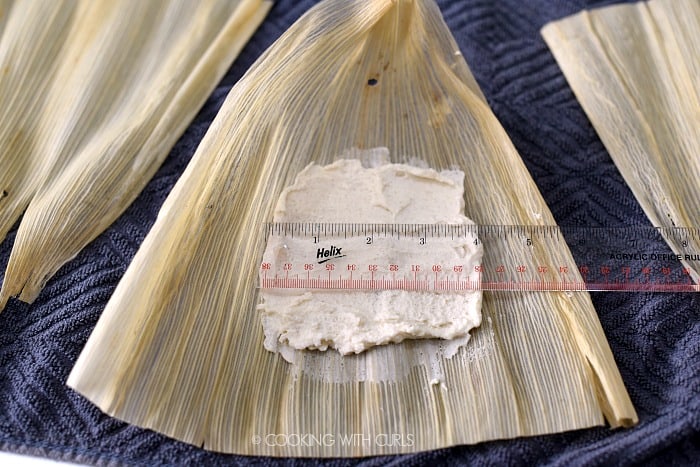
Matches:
[259,223,700,292]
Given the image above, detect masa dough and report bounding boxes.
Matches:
[258,156,482,356]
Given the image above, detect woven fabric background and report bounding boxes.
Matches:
[1,0,698,465]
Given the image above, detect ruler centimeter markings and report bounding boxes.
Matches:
[259,223,700,292]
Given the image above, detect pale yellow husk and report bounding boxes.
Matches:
[542,0,700,281]
[0,0,272,308]
[68,0,637,456]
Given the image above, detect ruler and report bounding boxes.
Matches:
[259,223,700,292]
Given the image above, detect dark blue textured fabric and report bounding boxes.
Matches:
[1,0,698,465]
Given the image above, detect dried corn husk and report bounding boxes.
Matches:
[542,0,700,281]
[0,0,272,308]
[68,0,637,456]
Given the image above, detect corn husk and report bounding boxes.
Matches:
[0,0,272,308]
[68,0,637,456]
[542,0,700,281]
